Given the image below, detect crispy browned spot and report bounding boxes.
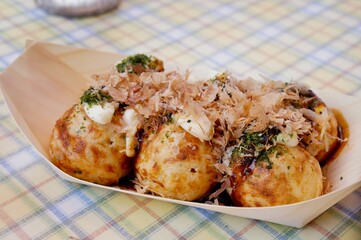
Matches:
[74,137,86,154]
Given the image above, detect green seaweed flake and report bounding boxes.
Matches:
[231,129,281,169]
[80,88,111,107]
[116,54,152,73]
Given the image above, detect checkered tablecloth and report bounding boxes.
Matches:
[1,0,360,239]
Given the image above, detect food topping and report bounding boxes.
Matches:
[52,54,345,205]
[123,108,141,157]
[80,88,118,124]
[275,132,299,147]
[83,102,118,125]
[116,53,164,74]
[229,129,280,170]
[80,87,111,107]
[175,113,214,141]
[85,55,336,161]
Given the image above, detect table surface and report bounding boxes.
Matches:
[0,0,360,239]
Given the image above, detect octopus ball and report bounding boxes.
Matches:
[135,122,219,201]
[313,109,339,162]
[230,145,323,207]
[49,104,132,185]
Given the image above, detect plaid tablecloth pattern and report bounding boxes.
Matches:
[0,0,360,239]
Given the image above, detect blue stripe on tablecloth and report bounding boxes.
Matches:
[2,0,359,87]
[0,146,38,179]
[0,120,28,158]
[205,1,359,84]
[0,157,88,239]
[0,143,137,239]
[184,208,240,239]
[6,0,90,48]
[269,34,361,84]
[182,211,227,239]
[267,24,361,78]
[118,0,261,62]
[203,213,239,238]
[334,202,361,223]
[133,204,188,240]
[0,2,360,79]
[258,221,290,240]
[205,1,356,76]
[0,143,192,239]
[129,194,188,239]
[112,0,361,88]
[72,189,134,239]
[275,226,299,239]
[36,191,133,239]
[88,194,143,239]
[15,1,143,54]
[325,206,361,239]
[129,194,244,239]
[32,189,100,239]
[0,4,40,66]
[0,155,48,237]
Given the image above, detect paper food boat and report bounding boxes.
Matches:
[0,41,360,228]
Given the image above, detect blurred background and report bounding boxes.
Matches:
[1,0,360,95]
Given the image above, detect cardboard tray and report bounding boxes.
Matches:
[1,41,360,227]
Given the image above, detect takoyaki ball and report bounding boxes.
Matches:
[231,145,323,207]
[49,104,132,185]
[135,122,219,201]
[297,89,339,162]
[304,103,339,163]
[312,110,338,162]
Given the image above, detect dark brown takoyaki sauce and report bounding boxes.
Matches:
[321,109,349,168]
[117,173,137,190]
[236,158,257,181]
